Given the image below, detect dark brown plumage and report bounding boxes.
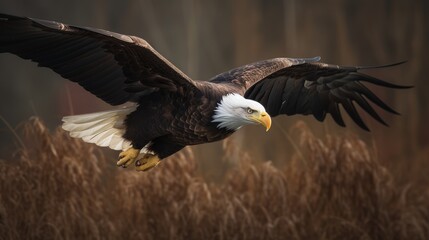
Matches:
[0,13,410,169]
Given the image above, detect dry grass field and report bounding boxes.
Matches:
[0,118,428,240]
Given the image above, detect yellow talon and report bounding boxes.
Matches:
[135,153,161,171]
[117,147,140,167]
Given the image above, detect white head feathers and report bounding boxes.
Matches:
[212,93,267,131]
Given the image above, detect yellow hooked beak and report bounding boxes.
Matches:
[252,112,272,132]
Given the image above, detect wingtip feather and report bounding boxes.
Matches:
[356,60,408,70]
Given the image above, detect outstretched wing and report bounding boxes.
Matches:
[243,61,410,131]
[0,13,197,105]
[210,57,321,91]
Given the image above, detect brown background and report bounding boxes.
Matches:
[0,0,427,182]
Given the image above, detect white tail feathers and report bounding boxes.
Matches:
[62,106,136,151]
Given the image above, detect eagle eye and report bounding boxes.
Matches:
[246,108,255,114]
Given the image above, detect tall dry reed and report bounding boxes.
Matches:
[0,118,428,240]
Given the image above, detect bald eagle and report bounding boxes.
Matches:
[0,13,410,171]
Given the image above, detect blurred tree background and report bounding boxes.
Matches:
[0,0,427,183]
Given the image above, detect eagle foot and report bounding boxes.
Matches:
[117,147,140,168]
[135,153,160,171]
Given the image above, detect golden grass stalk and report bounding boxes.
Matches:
[0,118,428,239]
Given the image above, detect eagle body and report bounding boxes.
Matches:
[0,13,410,171]
[123,84,233,159]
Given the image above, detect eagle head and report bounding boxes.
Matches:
[212,93,271,131]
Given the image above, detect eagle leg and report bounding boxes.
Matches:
[134,153,161,171]
[117,147,141,168]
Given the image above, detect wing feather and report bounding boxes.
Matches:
[328,102,346,127]
[266,78,286,114]
[0,13,197,105]
[242,61,410,131]
[209,57,321,91]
